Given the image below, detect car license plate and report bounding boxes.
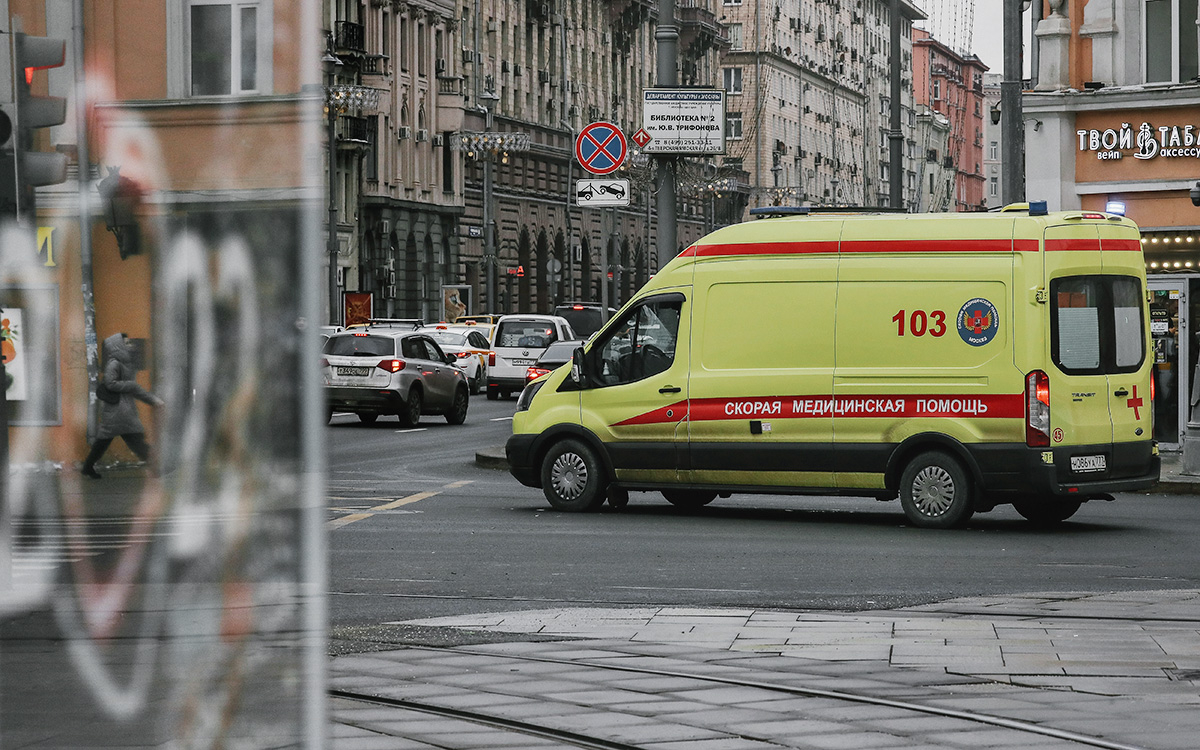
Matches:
[336,366,371,377]
[511,358,534,366]
[1070,454,1106,473]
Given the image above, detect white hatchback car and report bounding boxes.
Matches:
[488,314,576,399]
[419,326,493,394]
[323,330,469,425]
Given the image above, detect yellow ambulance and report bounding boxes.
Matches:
[506,204,1159,528]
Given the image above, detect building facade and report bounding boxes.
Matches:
[982,72,1002,208]
[911,27,987,212]
[717,0,925,211]
[1022,0,1200,452]
[913,103,952,212]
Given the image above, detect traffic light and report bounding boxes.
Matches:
[0,33,16,220]
[0,31,67,222]
[14,32,67,189]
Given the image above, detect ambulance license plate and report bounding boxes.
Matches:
[336,366,371,377]
[1070,454,1106,473]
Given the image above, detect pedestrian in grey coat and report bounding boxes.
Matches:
[81,332,164,478]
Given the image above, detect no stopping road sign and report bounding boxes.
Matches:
[575,122,627,176]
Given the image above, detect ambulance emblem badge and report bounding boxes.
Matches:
[957,298,999,346]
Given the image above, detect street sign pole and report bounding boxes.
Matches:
[575,122,628,308]
[655,0,678,270]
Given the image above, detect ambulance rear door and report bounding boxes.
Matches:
[1100,224,1153,448]
[1043,222,1128,460]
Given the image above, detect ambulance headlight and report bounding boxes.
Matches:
[516,380,545,412]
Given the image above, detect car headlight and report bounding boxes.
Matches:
[515,379,545,412]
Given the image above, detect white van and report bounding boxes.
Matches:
[488,314,576,399]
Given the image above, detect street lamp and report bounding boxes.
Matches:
[455,113,530,313]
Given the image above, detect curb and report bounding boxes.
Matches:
[475,447,509,470]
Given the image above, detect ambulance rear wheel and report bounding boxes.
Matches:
[1013,497,1081,526]
[899,451,974,529]
[662,490,718,508]
[541,439,606,512]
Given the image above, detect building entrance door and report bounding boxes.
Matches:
[1148,279,1190,450]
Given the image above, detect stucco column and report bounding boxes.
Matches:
[1035,0,1072,91]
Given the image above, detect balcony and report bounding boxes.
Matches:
[679,0,730,64]
[606,0,658,52]
[338,115,371,146]
[362,54,388,77]
[335,21,365,54]
[437,76,465,131]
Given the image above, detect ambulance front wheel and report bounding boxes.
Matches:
[541,438,607,512]
[899,451,974,529]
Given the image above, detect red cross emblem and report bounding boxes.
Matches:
[1126,384,1143,420]
[965,310,991,334]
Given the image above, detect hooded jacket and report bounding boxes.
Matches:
[97,333,160,439]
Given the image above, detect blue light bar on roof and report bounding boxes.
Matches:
[1105,200,1126,216]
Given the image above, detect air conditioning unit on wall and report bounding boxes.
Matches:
[397,126,411,140]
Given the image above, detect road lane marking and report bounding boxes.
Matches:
[372,491,439,511]
[490,417,513,422]
[394,428,428,434]
[328,480,470,529]
[328,513,374,530]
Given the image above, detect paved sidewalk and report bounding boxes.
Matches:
[330,589,1200,749]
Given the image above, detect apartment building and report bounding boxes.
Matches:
[716,0,925,211]
[331,0,734,319]
[911,27,987,211]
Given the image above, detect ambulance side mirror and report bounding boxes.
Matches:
[571,347,589,388]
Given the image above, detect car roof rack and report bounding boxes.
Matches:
[347,318,425,331]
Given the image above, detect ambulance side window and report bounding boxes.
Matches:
[592,295,683,386]
[1051,275,1145,375]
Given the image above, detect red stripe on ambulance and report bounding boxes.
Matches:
[613,394,1025,426]
[681,238,1045,258]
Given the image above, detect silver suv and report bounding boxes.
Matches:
[323,330,469,426]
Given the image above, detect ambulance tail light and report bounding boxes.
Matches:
[1026,370,1051,447]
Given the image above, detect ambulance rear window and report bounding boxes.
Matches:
[1051,275,1144,376]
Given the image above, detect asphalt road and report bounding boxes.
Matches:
[327,396,1200,639]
